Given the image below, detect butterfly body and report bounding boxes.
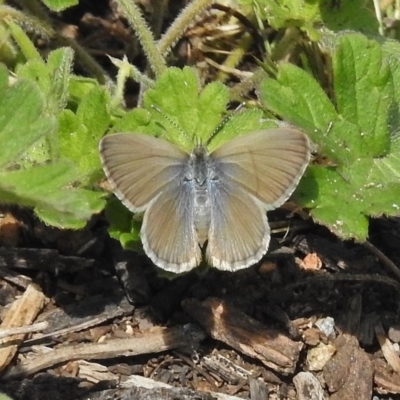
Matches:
[187,146,219,245]
[100,128,310,273]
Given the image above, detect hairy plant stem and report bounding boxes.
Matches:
[109,55,154,108]
[158,0,215,57]
[0,5,53,39]
[12,0,51,26]
[150,0,169,39]
[0,25,17,66]
[2,5,111,84]
[228,26,302,101]
[5,18,43,61]
[56,36,111,85]
[228,67,267,101]
[116,0,166,77]
[270,27,301,62]
[215,33,252,82]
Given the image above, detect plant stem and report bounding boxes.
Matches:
[270,27,301,62]
[56,36,111,85]
[12,0,52,26]
[215,33,252,82]
[109,55,154,108]
[158,0,215,57]
[116,0,166,77]
[2,5,111,84]
[150,0,169,39]
[228,67,267,101]
[0,5,54,39]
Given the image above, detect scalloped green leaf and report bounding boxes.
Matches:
[142,67,230,151]
[260,32,400,241]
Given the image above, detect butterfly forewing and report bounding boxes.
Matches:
[142,180,201,273]
[206,177,270,271]
[211,129,310,209]
[99,133,189,212]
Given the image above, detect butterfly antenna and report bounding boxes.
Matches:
[151,105,192,143]
[206,102,246,145]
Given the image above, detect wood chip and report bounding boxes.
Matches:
[375,320,400,374]
[249,377,269,400]
[26,293,134,344]
[323,334,373,400]
[293,371,326,400]
[374,358,400,394]
[70,360,118,383]
[0,283,47,372]
[4,324,205,378]
[117,375,245,400]
[0,321,48,339]
[182,297,302,374]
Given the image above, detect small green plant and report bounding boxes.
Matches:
[239,0,378,38]
[260,33,400,240]
[0,17,108,228]
[0,59,105,228]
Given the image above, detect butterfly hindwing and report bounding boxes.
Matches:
[206,171,270,271]
[142,179,201,273]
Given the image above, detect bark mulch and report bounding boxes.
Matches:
[1,209,400,400]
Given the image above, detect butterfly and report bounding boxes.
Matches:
[99,128,310,273]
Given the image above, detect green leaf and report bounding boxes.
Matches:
[68,75,103,108]
[0,62,105,229]
[0,393,14,400]
[41,0,79,12]
[142,66,230,151]
[295,166,370,240]
[112,108,164,136]
[16,47,76,164]
[59,86,110,183]
[333,34,391,158]
[0,66,56,168]
[0,163,104,229]
[259,62,337,140]
[246,0,321,39]
[46,47,74,114]
[18,47,74,115]
[208,109,278,151]
[259,32,400,241]
[105,198,142,251]
[319,0,378,33]
[241,0,378,36]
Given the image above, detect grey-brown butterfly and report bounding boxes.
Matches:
[99,128,310,273]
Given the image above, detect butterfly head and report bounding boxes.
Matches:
[189,145,210,186]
